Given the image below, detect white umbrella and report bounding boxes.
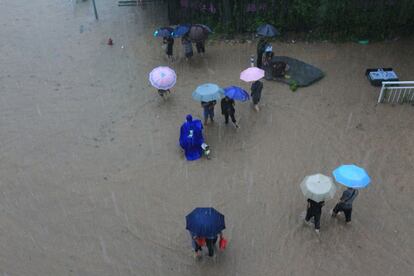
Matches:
[300,174,336,202]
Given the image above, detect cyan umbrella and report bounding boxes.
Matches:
[172,24,191,38]
[333,164,371,189]
[257,24,280,37]
[154,27,173,38]
[192,83,224,102]
[224,86,250,102]
[186,207,225,238]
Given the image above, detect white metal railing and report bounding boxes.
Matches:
[378,81,414,104]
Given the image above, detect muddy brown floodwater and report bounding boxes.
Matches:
[0,1,413,275]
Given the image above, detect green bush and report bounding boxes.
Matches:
[167,0,414,40]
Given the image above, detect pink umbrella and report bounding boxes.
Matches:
[149,66,177,90]
[240,67,265,82]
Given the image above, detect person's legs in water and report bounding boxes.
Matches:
[332,203,343,217]
[224,113,229,124]
[253,98,260,111]
[230,112,239,128]
[192,240,202,257]
[344,208,352,223]
[314,213,321,233]
[208,108,214,123]
[203,108,209,125]
[206,239,215,257]
[304,208,313,226]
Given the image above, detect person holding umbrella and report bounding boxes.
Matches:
[223,85,249,122]
[331,188,358,224]
[256,24,279,68]
[149,66,177,100]
[300,174,337,233]
[186,207,227,258]
[256,37,267,69]
[154,27,174,60]
[193,83,223,126]
[221,96,239,128]
[163,36,174,60]
[189,24,210,56]
[331,164,371,224]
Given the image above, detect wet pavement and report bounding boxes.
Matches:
[1,1,414,275]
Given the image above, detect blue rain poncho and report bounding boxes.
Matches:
[179,115,204,161]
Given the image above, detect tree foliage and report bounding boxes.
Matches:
[167,0,414,39]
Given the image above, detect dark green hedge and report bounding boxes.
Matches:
[167,0,414,40]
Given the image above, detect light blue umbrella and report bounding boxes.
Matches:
[333,164,371,189]
[192,83,224,102]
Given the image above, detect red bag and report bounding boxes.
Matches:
[219,237,228,250]
[196,238,206,247]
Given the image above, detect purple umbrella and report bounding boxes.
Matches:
[188,25,209,42]
[149,66,177,90]
[240,67,265,82]
[224,86,250,102]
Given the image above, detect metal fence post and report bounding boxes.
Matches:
[378,83,386,103]
[92,0,98,20]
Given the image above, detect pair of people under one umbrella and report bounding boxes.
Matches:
[186,207,227,258]
[300,165,370,233]
[173,24,211,59]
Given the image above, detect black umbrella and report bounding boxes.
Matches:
[195,24,213,33]
[257,24,280,37]
[188,25,209,42]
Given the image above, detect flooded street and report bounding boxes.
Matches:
[1,1,413,275]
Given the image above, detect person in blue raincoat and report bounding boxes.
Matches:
[179,114,204,161]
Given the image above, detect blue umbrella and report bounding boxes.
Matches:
[172,24,191,38]
[192,83,224,102]
[224,86,250,102]
[257,24,280,37]
[154,27,173,38]
[333,164,371,189]
[186,207,225,238]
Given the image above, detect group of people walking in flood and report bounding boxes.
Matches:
[162,34,206,61]
[152,24,371,259]
[305,188,359,233]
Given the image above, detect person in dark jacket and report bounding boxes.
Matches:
[304,199,325,233]
[195,40,205,55]
[201,100,216,125]
[251,80,263,111]
[256,37,267,69]
[221,96,239,128]
[182,36,193,60]
[163,36,174,60]
[332,188,359,224]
